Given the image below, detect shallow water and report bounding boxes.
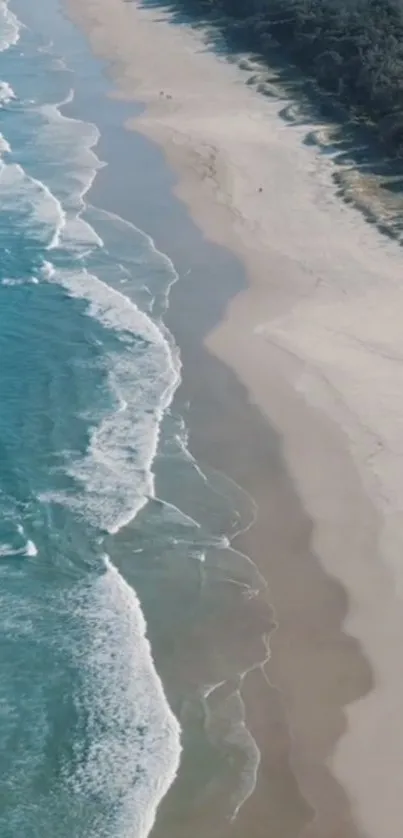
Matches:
[0,1,270,835]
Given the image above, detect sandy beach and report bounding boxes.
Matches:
[64,1,403,836]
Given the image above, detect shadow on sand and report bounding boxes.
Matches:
[127,0,403,244]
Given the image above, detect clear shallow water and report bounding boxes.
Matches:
[0,1,269,835]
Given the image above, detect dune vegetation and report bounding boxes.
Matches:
[164,0,403,152]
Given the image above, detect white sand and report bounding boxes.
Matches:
[66,1,403,835]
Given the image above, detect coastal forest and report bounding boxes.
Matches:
[169,0,403,153]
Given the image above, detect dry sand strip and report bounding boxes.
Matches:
[66,1,403,836]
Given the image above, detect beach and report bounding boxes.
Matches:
[62,1,403,837]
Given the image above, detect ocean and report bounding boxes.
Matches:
[0,1,268,835]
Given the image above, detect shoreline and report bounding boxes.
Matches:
[64,1,403,837]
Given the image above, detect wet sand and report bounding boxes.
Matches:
[65,1,403,837]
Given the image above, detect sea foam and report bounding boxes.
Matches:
[0,0,20,54]
[37,90,104,253]
[0,161,66,248]
[41,261,181,534]
[0,79,15,104]
[0,16,182,835]
[69,556,181,838]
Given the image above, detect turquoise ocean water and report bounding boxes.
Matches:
[0,1,268,835]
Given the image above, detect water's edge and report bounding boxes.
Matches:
[5,0,277,834]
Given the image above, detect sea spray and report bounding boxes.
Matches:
[0,0,20,53]
[68,556,181,838]
[0,4,183,833]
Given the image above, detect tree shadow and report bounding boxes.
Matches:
[128,0,403,244]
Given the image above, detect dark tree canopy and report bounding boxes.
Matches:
[167,0,403,153]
